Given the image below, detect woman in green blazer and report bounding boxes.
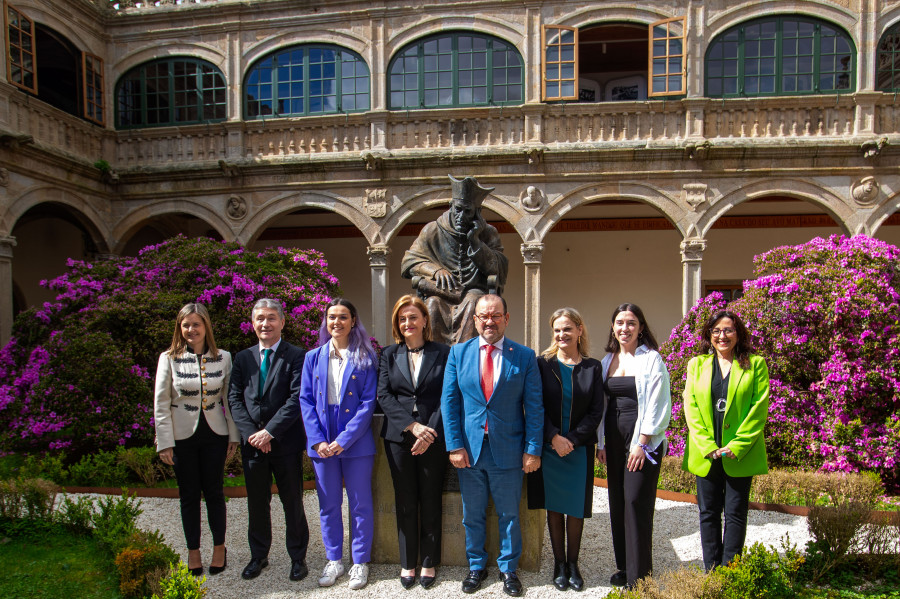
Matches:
[682,310,769,571]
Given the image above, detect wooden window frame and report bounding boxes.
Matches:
[82,52,104,126]
[5,1,36,93]
[648,16,686,98]
[541,25,578,101]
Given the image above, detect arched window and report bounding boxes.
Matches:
[706,16,854,97]
[116,58,227,128]
[388,32,523,109]
[877,21,900,91]
[244,45,369,118]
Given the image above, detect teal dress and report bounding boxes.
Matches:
[540,362,588,516]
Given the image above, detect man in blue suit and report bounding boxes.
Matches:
[442,294,543,596]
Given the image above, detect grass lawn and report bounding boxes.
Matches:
[0,529,121,598]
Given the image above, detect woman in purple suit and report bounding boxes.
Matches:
[299,298,378,591]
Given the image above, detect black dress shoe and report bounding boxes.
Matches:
[567,562,583,591]
[208,547,227,575]
[290,560,308,581]
[420,574,436,589]
[241,557,269,580]
[609,570,627,587]
[500,571,523,597]
[401,575,417,589]
[552,561,569,590]
[462,569,488,594]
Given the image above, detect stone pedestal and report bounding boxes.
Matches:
[370,414,544,571]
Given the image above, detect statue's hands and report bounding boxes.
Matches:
[466,219,483,251]
[434,268,456,291]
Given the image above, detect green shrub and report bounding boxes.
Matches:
[118,446,167,487]
[19,453,67,485]
[68,449,130,487]
[114,530,178,598]
[152,561,208,599]
[57,494,95,535]
[717,540,804,599]
[610,566,725,598]
[0,478,22,519]
[17,478,58,520]
[658,456,697,495]
[92,493,143,555]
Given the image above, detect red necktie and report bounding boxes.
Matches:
[482,344,494,433]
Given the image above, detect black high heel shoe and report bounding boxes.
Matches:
[208,547,227,575]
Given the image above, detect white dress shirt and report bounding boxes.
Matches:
[327,343,349,405]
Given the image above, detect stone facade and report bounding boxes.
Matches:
[1,0,900,346]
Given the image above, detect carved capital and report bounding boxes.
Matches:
[850,176,879,206]
[0,235,16,260]
[367,245,391,267]
[680,238,707,263]
[364,188,388,218]
[226,195,248,221]
[520,242,544,265]
[682,183,709,211]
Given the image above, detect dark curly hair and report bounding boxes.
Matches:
[699,310,753,370]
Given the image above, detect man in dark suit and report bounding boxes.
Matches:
[228,298,310,582]
[441,294,543,597]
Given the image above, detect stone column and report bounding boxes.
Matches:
[0,236,16,345]
[680,237,707,315]
[367,244,391,345]
[520,242,544,351]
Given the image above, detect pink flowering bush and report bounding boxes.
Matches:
[0,235,340,455]
[661,235,900,491]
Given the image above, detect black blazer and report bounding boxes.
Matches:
[377,341,451,443]
[537,355,606,447]
[228,340,306,456]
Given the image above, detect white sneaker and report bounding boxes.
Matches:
[348,563,369,590]
[318,560,345,587]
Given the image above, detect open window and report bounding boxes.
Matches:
[4,3,104,124]
[541,17,685,102]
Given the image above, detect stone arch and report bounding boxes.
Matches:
[866,190,900,236]
[705,2,857,44]
[696,179,853,237]
[534,182,688,241]
[2,186,110,251]
[237,191,377,246]
[242,32,371,68]
[113,43,228,76]
[379,186,527,246]
[20,5,96,52]
[881,8,900,39]
[551,5,677,29]
[385,16,525,59]
[110,200,234,254]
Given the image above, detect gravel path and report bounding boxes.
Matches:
[118,489,809,598]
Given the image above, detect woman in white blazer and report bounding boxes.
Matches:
[595,303,671,590]
[154,303,239,576]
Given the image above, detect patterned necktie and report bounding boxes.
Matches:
[259,348,272,396]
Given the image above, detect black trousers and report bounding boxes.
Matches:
[172,414,228,550]
[242,446,310,562]
[695,458,753,570]
[384,433,448,569]
[605,397,662,586]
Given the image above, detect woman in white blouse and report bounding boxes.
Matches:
[154,303,239,576]
[596,303,671,590]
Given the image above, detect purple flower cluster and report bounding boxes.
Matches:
[661,235,900,491]
[0,236,341,456]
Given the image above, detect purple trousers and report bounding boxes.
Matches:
[311,453,375,564]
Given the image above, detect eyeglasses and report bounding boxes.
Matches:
[712,328,735,337]
[475,313,504,323]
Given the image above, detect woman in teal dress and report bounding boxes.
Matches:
[527,308,605,591]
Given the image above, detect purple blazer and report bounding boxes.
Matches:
[298,342,377,459]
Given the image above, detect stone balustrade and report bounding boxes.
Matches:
[5,94,899,170]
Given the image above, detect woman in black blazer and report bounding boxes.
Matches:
[377,294,451,590]
[527,307,605,591]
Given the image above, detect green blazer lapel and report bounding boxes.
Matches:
[726,359,747,416]
[696,355,716,428]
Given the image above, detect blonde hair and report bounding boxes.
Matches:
[166,303,219,358]
[390,295,433,344]
[541,307,590,359]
